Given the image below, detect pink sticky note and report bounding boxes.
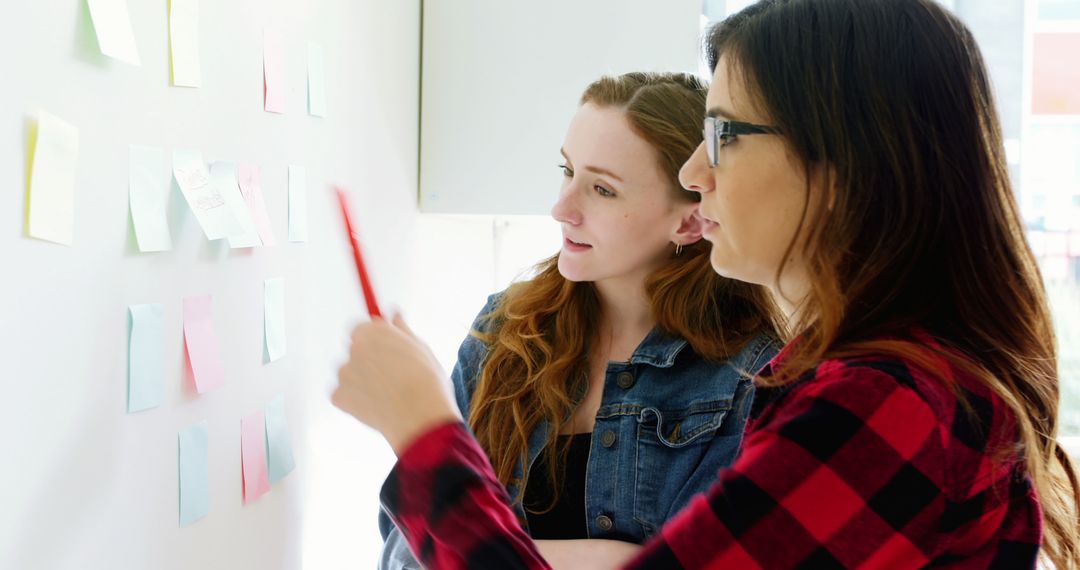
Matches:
[238,164,276,246]
[263,29,285,113]
[183,295,225,393]
[241,410,271,503]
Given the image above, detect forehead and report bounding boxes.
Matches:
[564,103,663,178]
[706,55,763,123]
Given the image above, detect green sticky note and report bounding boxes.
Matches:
[87,0,141,65]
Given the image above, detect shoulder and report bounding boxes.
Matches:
[734,333,783,376]
[674,332,782,379]
[467,290,509,334]
[770,355,945,428]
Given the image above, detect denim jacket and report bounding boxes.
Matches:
[378,293,780,569]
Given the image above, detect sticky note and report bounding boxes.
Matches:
[264,395,296,484]
[128,304,165,412]
[27,111,80,245]
[179,420,210,526]
[264,277,286,362]
[208,161,260,248]
[173,150,243,240]
[169,0,200,87]
[129,145,172,252]
[241,410,271,503]
[183,295,225,393]
[87,0,141,66]
[238,164,276,246]
[288,165,307,242]
[263,28,285,113]
[307,42,326,117]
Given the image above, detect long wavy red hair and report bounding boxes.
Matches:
[467,72,781,510]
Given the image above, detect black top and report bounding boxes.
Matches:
[523,433,592,539]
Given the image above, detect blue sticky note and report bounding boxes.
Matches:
[264,395,296,484]
[128,304,164,412]
[179,421,210,526]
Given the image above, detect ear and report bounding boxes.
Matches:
[672,204,707,247]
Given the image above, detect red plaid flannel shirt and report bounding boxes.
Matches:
[380,339,1042,568]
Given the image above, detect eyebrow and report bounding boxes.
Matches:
[559,148,624,182]
[705,105,742,121]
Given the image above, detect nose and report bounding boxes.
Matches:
[679,142,714,196]
[551,183,583,226]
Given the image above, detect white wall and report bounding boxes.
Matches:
[0,0,420,568]
[418,0,703,215]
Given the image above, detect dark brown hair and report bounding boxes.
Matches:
[705,0,1077,566]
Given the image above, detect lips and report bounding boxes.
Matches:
[563,237,593,251]
[699,209,720,230]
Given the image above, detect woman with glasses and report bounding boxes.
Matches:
[377,71,782,570]
[340,0,1080,567]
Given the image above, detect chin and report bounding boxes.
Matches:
[708,249,738,280]
[556,257,592,282]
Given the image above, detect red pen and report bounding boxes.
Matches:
[335,187,382,318]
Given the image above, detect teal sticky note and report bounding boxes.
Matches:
[128,303,164,412]
[265,395,296,484]
[179,421,210,526]
[264,277,286,362]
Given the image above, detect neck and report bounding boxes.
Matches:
[593,275,655,354]
[770,274,812,339]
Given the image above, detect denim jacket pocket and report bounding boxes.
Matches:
[632,402,730,534]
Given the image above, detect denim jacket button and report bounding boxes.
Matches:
[596,515,613,531]
[601,430,617,448]
[616,371,635,389]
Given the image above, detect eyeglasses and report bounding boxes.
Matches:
[703,117,780,168]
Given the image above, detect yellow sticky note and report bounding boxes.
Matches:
[87,0,141,66]
[27,111,80,245]
[169,0,200,87]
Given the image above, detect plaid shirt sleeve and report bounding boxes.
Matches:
[380,357,1041,569]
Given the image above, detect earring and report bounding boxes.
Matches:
[675,243,683,256]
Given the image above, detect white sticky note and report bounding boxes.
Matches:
[87,0,141,66]
[27,111,80,245]
[169,0,200,87]
[307,42,326,117]
[265,395,296,484]
[264,28,285,113]
[208,161,261,248]
[129,145,172,252]
[264,277,286,362]
[128,303,164,412]
[173,150,243,240]
[288,165,307,242]
[238,164,276,246]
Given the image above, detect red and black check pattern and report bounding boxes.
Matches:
[381,344,1042,568]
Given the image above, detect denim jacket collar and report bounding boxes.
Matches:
[626,328,689,368]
